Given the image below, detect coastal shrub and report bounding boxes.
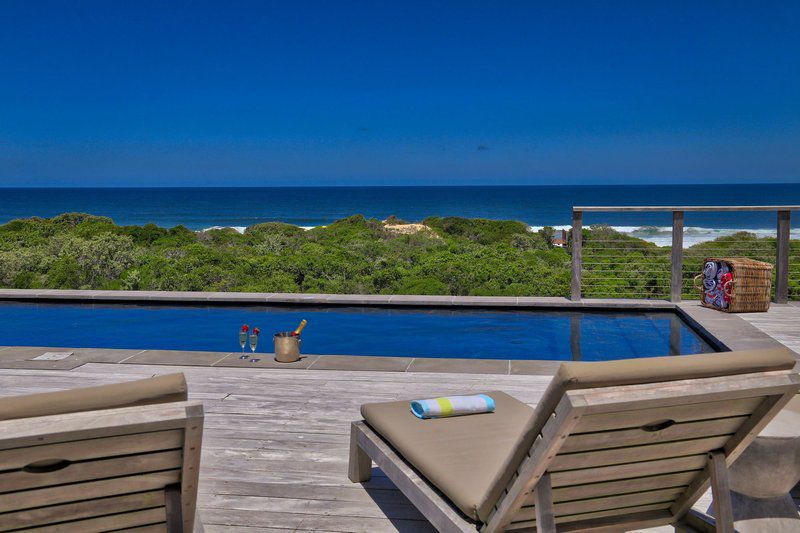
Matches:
[245,222,306,238]
[393,276,450,295]
[0,244,52,288]
[536,226,556,247]
[46,256,82,288]
[54,234,138,288]
[423,216,530,244]
[509,233,548,252]
[0,213,795,299]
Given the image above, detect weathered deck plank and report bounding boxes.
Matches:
[740,304,800,355]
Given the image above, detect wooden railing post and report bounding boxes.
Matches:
[571,210,582,301]
[671,210,684,303]
[775,210,790,303]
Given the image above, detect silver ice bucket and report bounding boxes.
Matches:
[274,332,301,363]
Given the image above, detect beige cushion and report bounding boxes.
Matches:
[361,391,536,522]
[361,347,796,522]
[0,373,188,421]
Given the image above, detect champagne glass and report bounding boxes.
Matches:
[239,325,248,359]
[249,327,260,353]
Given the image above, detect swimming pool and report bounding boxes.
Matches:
[0,302,715,360]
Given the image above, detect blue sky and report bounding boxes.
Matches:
[1,1,798,186]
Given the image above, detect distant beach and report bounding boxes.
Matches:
[1,184,798,247]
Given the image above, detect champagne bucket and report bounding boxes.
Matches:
[274,332,301,363]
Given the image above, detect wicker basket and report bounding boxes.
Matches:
[693,257,773,313]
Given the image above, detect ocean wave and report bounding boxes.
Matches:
[199,225,318,234]
[528,225,800,247]
[199,222,797,247]
[199,226,248,234]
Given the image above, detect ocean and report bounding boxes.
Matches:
[1,184,798,246]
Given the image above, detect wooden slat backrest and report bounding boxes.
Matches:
[0,400,203,532]
[481,369,800,532]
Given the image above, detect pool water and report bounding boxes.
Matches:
[0,302,715,360]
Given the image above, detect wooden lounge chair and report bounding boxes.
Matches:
[0,373,203,532]
[349,348,799,532]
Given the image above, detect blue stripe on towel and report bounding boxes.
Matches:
[478,394,495,412]
[410,400,426,419]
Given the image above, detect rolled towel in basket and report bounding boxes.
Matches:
[703,278,717,291]
[703,261,719,279]
[715,292,728,309]
[705,291,717,305]
[719,272,733,303]
[716,262,730,281]
[410,394,496,419]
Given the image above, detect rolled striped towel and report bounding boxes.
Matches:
[703,261,718,279]
[703,278,717,291]
[410,394,496,419]
[719,272,733,302]
[705,291,717,305]
[716,263,730,281]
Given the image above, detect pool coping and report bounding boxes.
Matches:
[0,289,794,374]
[0,288,675,309]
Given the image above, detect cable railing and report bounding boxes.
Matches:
[570,206,799,302]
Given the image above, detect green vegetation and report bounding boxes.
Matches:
[0,213,796,299]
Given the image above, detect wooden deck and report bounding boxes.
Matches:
[0,363,560,532]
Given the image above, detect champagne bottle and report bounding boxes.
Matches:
[292,319,307,336]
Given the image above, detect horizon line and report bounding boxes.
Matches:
[1,182,799,190]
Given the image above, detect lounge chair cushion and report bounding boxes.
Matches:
[0,373,188,421]
[361,348,795,523]
[556,347,795,390]
[361,390,536,522]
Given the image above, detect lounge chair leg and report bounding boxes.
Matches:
[534,473,556,533]
[708,451,734,533]
[165,483,184,533]
[349,421,372,482]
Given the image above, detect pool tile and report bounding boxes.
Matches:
[581,298,661,308]
[0,346,82,369]
[677,306,785,352]
[724,338,788,351]
[122,349,230,366]
[319,294,394,305]
[516,297,573,308]
[36,290,104,300]
[77,348,148,363]
[214,353,320,369]
[88,290,158,301]
[0,346,143,369]
[389,295,454,306]
[264,293,331,304]
[509,360,563,376]
[0,289,46,299]
[406,357,509,374]
[140,291,211,302]
[449,296,517,307]
[205,292,269,303]
[307,355,412,372]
